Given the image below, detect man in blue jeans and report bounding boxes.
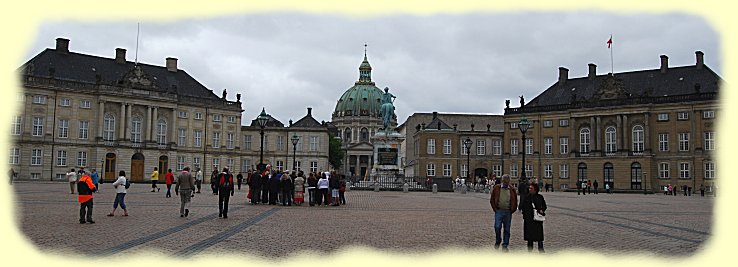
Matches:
[490,174,518,252]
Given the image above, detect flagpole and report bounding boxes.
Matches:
[610,34,614,74]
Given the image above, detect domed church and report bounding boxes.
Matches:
[332,49,397,177]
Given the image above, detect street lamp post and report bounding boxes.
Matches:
[643,171,647,195]
[257,108,269,172]
[518,117,531,206]
[463,137,473,187]
[291,133,300,171]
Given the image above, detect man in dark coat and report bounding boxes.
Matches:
[210,170,219,195]
[261,169,271,204]
[248,170,262,204]
[217,168,234,218]
[268,171,281,205]
[236,172,244,190]
[521,183,547,252]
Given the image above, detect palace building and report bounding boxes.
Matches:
[502,52,720,192]
[10,38,329,182]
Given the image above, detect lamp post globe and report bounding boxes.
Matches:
[291,133,300,171]
[518,117,530,207]
[257,108,269,172]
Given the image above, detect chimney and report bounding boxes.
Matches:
[432,111,438,119]
[558,67,569,86]
[115,48,126,64]
[55,38,70,54]
[289,120,293,127]
[660,55,668,73]
[166,57,178,72]
[307,107,312,116]
[588,63,597,80]
[696,51,704,69]
[470,123,475,131]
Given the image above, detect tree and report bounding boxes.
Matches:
[328,134,344,171]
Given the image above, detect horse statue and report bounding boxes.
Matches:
[380,87,396,132]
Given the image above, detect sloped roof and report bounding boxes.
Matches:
[21,48,222,101]
[424,115,453,130]
[292,113,323,128]
[527,65,721,107]
[249,114,284,128]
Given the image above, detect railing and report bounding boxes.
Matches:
[345,175,454,192]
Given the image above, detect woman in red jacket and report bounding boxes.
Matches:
[165,169,175,198]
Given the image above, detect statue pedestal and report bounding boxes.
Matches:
[371,130,405,178]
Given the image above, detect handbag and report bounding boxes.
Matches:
[532,203,545,222]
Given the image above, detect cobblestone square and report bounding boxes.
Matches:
[9,181,714,260]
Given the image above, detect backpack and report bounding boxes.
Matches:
[124,178,131,189]
[220,173,231,189]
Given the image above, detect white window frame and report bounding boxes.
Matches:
[605,126,616,155]
[193,157,201,169]
[580,128,590,154]
[510,139,519,155]
[11,116,22,135]
[678,112,689,120]
[56,150,67,166]
[704,132,714,151]
[492,165,502,177]
[177,156,186,171]
[703,110,715,119]
[559,119,569,127]
[493,139,501,155]
[427,139,436,155]
[78,120,89,140]
[426,163,436,176]
[560,137,568,155]
[58,119,69,138]
[8,147,20,165]
[659,162,670,179]
[525,164,533,178]
[31,149,42,165]
[510,163,518,178]
[657,113,669,121]
[510,122,518,129]
[244,135,252,151]
[32,95,47,104]
[195,112,203,120]
[544,164,552,178]
[276,135,285,151]
[226,159,234,170]
[60,98,71,106]
[228,116,236,123]
[543,120,553,128]
[443,139,452,155]
[544,138,552,155]
[213,114,221,122]
[212,158,220,171]
[156,119,167,145]
[77,151,87,167]
[178,111,188,118]
[227,133,235,149]
[131,117,142,143]
[442,163,452,177]
[212,132,221,148]
[103,114,115,141]
[310,161,318,173]
[80,100,91,109]
[560,164,569,178]
[32,117,44,136]
[632,125,644,154]
[659,133,669,152]
[679,162,690,179]
[679,133,690,151]
[461,164,468,178]
[310,136,319,152]
[477,140,486,155]
[194,130,202,147]
[704,161,715,179]
[525,138,533,155]
[31,173,41,180]
[275,160,283,171]
[178,128,186,146]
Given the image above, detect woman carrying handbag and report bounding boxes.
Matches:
[521,183,547,253]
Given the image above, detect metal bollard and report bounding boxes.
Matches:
[432,183,438,194]
[374,182,380,192]
[403,183,409,193]
[461,184,467,194]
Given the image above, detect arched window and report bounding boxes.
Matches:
[157,118,167,145]
[605,126,617,155]
[579,128,590,154]
[630,162,642,189]
[344,127,352,143]
[360,128,369,142]
[632,125,644,154]
[603,162,614,189]
[103,113,115,141]
[577,162,587,183]
[131,116,142,143]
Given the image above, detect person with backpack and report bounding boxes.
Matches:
[77,171,97,224]
[175,167,196,217]
[217,168,235,218]
[107,170,129,217]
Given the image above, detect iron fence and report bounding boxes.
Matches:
[345,175,454,192]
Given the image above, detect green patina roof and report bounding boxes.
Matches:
[333,53,384,118]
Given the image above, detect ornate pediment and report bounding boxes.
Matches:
[119,65,158,90]
[592,75,629,101]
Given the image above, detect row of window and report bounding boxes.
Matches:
[513,111,715,130]
[423,161,716,180]
[8,148,87,167]
[421,139,503,156]
[340,127,376,143]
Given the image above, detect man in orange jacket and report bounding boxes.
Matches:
[77,171,97,224]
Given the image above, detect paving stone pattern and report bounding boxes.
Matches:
[13,182,712,259]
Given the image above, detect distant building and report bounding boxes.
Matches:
[503,52,720,192]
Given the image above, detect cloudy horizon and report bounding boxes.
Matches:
[21,11,721,126]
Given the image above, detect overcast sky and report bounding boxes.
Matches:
[22,12,720,126]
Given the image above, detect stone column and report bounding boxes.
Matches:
[119,103,126,140]
[643,113,650,152]
[570,118,576,155]
[595,116,601,152]
[152,107,159,142]
[98,100,105,139]
[145,106,152,142]
[126,103,132,140]
[616,115,622,151]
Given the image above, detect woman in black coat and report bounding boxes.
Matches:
[521,183,547,252]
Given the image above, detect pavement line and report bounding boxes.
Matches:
[597,213,711,236]
[550,204,706,243]
[96,206,245,257]
[174,208,279,258]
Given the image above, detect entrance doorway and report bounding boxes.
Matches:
[474,168,488,179]
[131,153,144,182]
[159,155,169,174]
[104,153,116,181]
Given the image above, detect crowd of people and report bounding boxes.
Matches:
[246,165,347,207]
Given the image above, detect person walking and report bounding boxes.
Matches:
[9,168,16,185]
[217,168,234,218]
[107,170,129,217]
[165,169,174,198]
[329,172,340,206]
[150,167,160,192]
[236,172,244,190]
[175,167,196,217]
[90,169,100,193]
[317,172,330,207]
[280,170,293,206]
[307,172,318,206]
[67,168,77,194]
[593,180,599,195]
[339,175,347,205]
[210,169,219,195]
[587,180,592,194]
[77,171,97,224]
[605,183,610,194]
[195,167,203,194]
[521,183,547,253]
[294,172,305,206]
[683,185,688,196]
[249,169,262,204]
[700,184,705,197]
[490,175,517,252]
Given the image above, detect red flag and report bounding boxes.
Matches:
[607,35,613,48]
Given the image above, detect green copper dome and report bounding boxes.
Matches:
[333,53,383,118]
